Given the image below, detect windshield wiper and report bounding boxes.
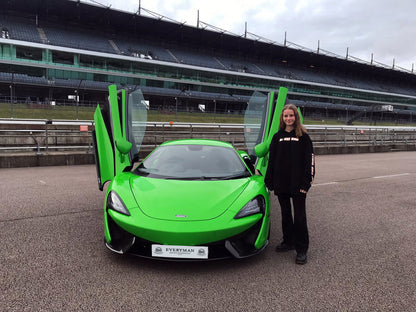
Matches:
[163,176,237,181]
[203,172,251,180]
[137,172,251,180]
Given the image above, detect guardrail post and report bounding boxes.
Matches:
[29,131,42,155]
[371,129,377,145]
[342,129,346,146]
[45,119,52,155]
[370,129,372,145]
[353,128,357,145]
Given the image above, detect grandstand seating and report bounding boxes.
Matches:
[42,24,114,53]
[2,14,415,98]
[168,48,224,69]
[1,13,415,123]
[114,39,175,62]
[0,16,42,43]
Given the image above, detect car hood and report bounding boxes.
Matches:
[129,175,250,221]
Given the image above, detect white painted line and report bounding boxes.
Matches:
[312,182,339,187]
[373,173,410,179]
[39,180,46,185]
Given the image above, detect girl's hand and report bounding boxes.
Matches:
[300,189,307,194]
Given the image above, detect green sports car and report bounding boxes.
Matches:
[92,85,291,260]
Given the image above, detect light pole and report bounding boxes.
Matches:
[175,88,188,122]
[10,72,14,119]
[9,84,13,119]
[75,80,83,120]
[75,89,79,120]
[175,97,178,122]
[213,99,216,123]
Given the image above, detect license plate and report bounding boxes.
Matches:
[151,244,208,259]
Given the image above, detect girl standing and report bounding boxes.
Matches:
[265,104,315,264]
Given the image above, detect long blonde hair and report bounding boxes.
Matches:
[279,104,307,137]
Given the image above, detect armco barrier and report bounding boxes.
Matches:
[0,119,415,168]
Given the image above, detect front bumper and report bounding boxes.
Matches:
[105,213,269,260]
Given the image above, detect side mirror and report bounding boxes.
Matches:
[254,142,268,158]
[242,155,255,174]
[115,138,132,154]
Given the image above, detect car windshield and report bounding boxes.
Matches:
[134,144,251,180]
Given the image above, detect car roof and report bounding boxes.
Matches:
[160,139,234,148]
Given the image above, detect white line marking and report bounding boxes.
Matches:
[312,182,338,187]
[312,173,411,186]
[373,173,410,179]
[39,180,46,184]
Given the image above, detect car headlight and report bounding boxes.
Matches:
[234,196,265,219]
[107,191,130,216]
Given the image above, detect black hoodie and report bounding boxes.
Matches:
[265,129,314,195]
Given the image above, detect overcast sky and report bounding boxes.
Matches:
[85,0,415,70]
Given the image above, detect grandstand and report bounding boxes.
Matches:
[0,0,415,124]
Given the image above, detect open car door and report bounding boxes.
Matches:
[92,85,147,190]
[245,87,301,176]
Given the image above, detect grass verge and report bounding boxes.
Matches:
[1,103,415,126]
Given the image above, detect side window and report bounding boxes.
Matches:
[127,89,148,163]
[244,91,268,162]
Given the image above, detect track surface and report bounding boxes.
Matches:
[1,152,415,311]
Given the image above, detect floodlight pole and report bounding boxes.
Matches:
[175,97,178,122]
[9,84,13,119]
[75,79,83,120]
[10,72,14,119]
[75,89,79,120]
[213,99,216,123]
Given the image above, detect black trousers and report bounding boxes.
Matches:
[277,193,309,253]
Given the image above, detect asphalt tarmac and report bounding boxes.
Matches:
[1,152,415,311]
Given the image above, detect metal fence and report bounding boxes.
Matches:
[306,125,416,147]
[1,119,415,155]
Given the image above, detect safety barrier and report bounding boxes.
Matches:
[1,119,415,155]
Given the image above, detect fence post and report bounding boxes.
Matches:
[45,120,52,155]
[343,128,346,146]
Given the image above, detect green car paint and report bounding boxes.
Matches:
[93,85,131,190]
[104,171,269,246]
[93,107,114,190]
[103,140,269,247]
[243,86,288,176]
[93,85,286,259]
[93,85,147,190]
[252,87,303,175]
[255,87,286,176]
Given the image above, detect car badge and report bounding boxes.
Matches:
[175,215,187,218]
